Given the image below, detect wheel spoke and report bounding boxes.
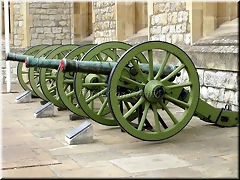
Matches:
[103,54,109,61]
[113,48,118,61]
[164,94,189,108]
[151,104,161,132]
[161,64,185,83]
[165,82,192,90]
[137,102,150,131]
[89,91,94,109]
[97,98,108,115]
[22,71,28,74]
[148,50,154,80]
[130,59,148,83]
[63,79,74,84]
[66,90,74,98]
[120,76,144,88]
[117,90,143,100]
[159,101,178,124]
[45,76,56,79]
[86,88,107,103]
[154,51,170,80]
[82,88,89,98]
[123,101,131,110]
[96,54,104,61]
[123,97,145,119]
[48,85,56,91]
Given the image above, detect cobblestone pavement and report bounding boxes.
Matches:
[1,84,239,178]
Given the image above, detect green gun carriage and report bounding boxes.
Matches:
[25,41,239,142]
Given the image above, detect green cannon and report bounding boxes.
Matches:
[26,57,179,78]
[4,44,89,104]
[57,41,238,142]
[4,52,33,62]
[25,46,180,126]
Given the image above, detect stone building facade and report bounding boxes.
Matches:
[1,1,238,110]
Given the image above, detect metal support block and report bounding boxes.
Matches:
[34,102,54,118]
[65,121,93,145]
[69,113,87,121]
[15,90,32,103]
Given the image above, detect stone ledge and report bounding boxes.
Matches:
[193,35,238,46]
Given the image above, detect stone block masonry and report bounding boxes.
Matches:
[29,2,73,46]
[149,2,190,45]
[93,2,117,44]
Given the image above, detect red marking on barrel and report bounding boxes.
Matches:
[25,58,28,66]
[59,60,65,71]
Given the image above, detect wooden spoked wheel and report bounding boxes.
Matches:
[107,41,200,141]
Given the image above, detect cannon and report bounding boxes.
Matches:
[4,44,64,100]
[25,41,180,126]
[5,44,86,105]
[58,41,238,141]
[4,45,49,97]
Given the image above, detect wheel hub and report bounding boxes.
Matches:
[84,73,100,90]
[144,80,165,103]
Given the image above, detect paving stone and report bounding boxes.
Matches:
[57,165,130,178]
[33,128,70,138]
[83,160,113,168]
[2,158,41,170]
[110,154,191,173]
[25,137,63,149]
[48,143,109,156]
[2,144,37,162]
[132,166,204,178]
[2,166,57,178]
[95,134,124,145]
[190,162,238,178]
[50,159,82,176]
[1,84,238,178]
[32,148,59,164]
[68,150,128,167]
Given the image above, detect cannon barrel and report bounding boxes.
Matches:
[25,56,61,69]
[4,52,33,62]
[25,56,180,77]
[59,58,179,77]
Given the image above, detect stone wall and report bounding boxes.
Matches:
[29,2,73,46]
[12,2,23,47]
[149,2,191,45]
[1,2,74,84]
[93,2,117,44]
[185,38,239,111]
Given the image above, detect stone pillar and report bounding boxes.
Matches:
[147,1,153,40]
[186,2,203,44]
[202,2,217,37]
[73,2,92,42]
[115,2,124,41]
[135,2,148,33]
[217,2,238,27]
[21,2,32,47]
